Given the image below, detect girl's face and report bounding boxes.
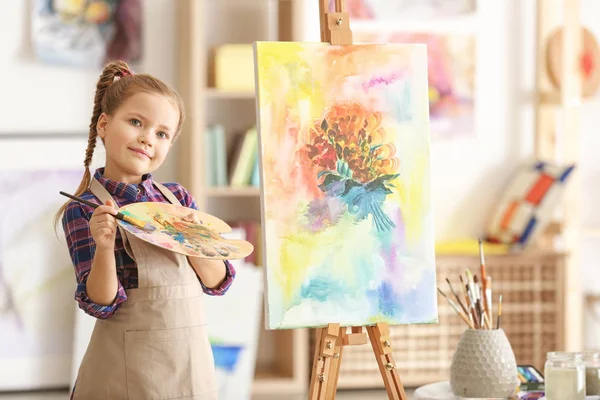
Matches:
[97,92,179,184]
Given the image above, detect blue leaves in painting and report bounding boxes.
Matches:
[317,169,399,233]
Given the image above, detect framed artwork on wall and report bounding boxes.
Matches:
[0,135,90,390]
[334,0,476,20]
[339,0,479,139]
[32,0,142,68]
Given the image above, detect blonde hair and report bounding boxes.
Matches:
[54,60,185,228]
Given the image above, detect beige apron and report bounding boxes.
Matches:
[72,179,218,400]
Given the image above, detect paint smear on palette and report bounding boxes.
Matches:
[254,42,438,329]
[117,202,253,260]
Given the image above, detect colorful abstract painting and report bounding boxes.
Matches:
[32,0,142,68]
[117,202,254,260]
[333,0,476,20]
[254,42,437,329]
[354,32,476,138]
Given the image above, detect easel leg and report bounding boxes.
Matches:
[324,327,346,399]
[366,323,408,400]
[309,324,341,400]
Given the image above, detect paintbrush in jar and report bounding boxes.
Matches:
[438,287,475,329]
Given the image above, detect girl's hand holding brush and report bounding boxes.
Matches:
[90,200,119,251]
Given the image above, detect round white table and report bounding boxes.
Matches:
[414,382,516,399]
[413,382,461,400]
[414,381,600,400]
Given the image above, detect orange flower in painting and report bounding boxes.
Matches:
[302,102,401,232]
[304,102,399,184]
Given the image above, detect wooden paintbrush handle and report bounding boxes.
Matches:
[59,191,100,209]
[460,311,475,329]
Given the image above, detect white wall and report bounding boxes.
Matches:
[0,0,179,182]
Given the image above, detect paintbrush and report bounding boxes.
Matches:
[59,191,156,232]
[479,238,487,287]
[446,278,469,316]
[473,275,481,301]
[475,298,485,329]
[438,288,475,329]
[485,276,493,324]
[473,276,490,328]
[479,238,490,320]
[480,309,491,330]
[459,275,470,308]
[465,269,476,298]
[466,285,480,329]
[468,301,480,329]
[497,294,503,329]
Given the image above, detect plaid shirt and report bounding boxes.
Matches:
[62,168,235,320]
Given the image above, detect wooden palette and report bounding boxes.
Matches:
[116,202,253,260]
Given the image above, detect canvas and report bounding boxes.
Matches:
[354,32,476,139]
[117,202,253,260]
[254,42,437,330]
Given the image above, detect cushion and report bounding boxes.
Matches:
[485,161,575,247]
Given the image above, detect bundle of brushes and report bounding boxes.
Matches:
[437,239,503,330]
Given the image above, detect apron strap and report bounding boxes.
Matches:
[153,182,181,206]
[89,178,136,261]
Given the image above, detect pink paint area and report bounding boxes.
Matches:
[362,73,403,92]
[379,205,405,276]
[301,197,345,233]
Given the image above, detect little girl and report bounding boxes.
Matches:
[57,60,235,399]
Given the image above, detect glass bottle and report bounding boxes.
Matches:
[583,350,600,396]
[544,351,585,400]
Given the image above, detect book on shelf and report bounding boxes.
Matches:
[204,124,227,187]
[229,127,258,187]
[213,125,227,186]
[205,125,261,189]
[250,156,259,187]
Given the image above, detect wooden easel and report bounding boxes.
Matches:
[309,323,408,400]
[307,2,408,399]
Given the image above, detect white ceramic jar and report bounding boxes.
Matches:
[544,351,585,400]
[450,329,519,398]
[583,350,600,396]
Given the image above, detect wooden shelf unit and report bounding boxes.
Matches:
[205,88,256,100]
[534,0,583,351]
[205,186,260,197]
[176,0,308,395]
